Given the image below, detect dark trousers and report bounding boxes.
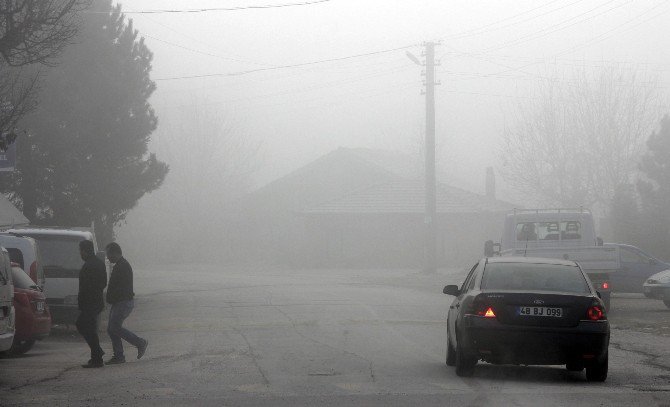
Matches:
[76,310,104,361]
[108,300,143,358]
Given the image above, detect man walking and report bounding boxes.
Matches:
[76,240,107,368]
[105,242,148,364]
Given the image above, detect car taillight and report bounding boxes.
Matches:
[601,282,610,290]
[29,261,38,284]
[586,305,606,321]
[479,307,496,318]
[14,292,30,307]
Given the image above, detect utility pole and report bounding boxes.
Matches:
[407,41,439,272]
[424,41,438,273]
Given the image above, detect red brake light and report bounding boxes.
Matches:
[586,305,605,321]
[29,261,38,284]
[601,282,609,290]
[477,307,496,318]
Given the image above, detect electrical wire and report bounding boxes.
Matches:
[154,43,419,81]
[483,0,630,53]
[443,0,583,41]
[83,0,332,14]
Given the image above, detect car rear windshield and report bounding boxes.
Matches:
[11,266,37,289]
[29,236,84,271]
[481,262,590,294]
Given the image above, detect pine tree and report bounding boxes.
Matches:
[7,0,168,245]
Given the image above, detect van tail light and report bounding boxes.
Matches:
[15,292,30,307]
[586,305,606,321]
[29,261,38,284]
[601,281,610,290]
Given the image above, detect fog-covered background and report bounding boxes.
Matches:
[3,0,670,267]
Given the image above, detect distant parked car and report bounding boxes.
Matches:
[605,243,670,293]
[9,263,51,354]
[0,233,45,289]
[6,227,102,324]
[642,270,670,309]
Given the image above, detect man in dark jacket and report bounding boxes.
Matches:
[105,242,148,364]
[76,240,107,368]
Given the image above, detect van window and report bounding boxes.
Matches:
[6,248,24,270]
[31,236,85,277]
[516,221,583,241]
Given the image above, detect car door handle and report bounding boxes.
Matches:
[449,306,454,309]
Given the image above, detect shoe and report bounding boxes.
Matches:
[137,339,148,360]
[82,359,104,368]
[105,356,126,365]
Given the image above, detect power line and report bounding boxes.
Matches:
[137,15,273,67]
[154,44,419,81]
[83,0,332,14]
[449,1,670,85]
[442,0,582,41]
[143,34,272,66]
[483,0,630,53]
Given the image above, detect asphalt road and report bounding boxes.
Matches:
[1,265,669,406]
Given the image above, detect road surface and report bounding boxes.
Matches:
[1,265,669,406]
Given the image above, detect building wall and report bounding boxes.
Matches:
[302,212,507,268]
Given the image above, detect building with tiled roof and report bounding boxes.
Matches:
[228,147,517,267]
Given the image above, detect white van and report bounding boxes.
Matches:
[0,247,16,352]
[6,228,100,324]
[0,234,45,289]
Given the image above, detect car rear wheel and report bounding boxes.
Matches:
[10,339,35,355]
[585,351,608,382]
[454,333,477,377]
[663,300,670,309]
[446,332,456,366]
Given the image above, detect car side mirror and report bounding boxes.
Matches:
[443,285,460,296]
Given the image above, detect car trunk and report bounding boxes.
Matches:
[479,291,596,328]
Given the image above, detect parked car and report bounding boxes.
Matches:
[0,233,45,289]
[0,247,15,353]
[642,269,670,308]
[8,263,51,354]
[6,227,102,324]
[605,243,670,293]
[443,256,610,381]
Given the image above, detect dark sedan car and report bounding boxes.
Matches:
[443,257,609,381]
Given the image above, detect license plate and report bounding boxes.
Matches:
[518,306,562,317]
[36,302,45,312]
